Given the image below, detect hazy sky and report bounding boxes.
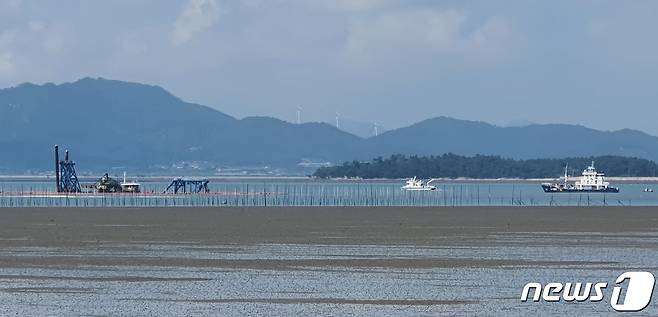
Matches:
[1,0,657,134]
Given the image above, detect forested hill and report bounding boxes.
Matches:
[5,78,658,174]
[313,154,658,179]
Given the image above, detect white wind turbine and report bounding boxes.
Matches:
[296,106,303,124]
[335,112,340,129]
[373,122,379,136]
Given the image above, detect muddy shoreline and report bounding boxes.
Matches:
[1,206,657,315]
[0,206,657,247]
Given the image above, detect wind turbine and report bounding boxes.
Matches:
[335,112,340,129]
[296,106,303,124]
[373,122,379,137]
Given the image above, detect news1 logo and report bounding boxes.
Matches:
[521,272,656,312]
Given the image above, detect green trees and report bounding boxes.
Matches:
[313,154,658,179]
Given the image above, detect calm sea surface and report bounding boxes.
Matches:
[0,180,657,207]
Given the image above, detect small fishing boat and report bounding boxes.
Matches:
[401,177,437,191]
[120,172,141,193]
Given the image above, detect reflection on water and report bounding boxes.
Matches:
[0,233,657,316]
[1,180,658,207]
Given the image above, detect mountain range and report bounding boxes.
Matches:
[1,78,658,174]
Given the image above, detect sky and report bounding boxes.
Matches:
[1,0,657,135]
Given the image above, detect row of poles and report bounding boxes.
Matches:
[0,184,635,208]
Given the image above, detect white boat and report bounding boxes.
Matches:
[541,161,619,193]
[401,177,436,191]
[120,172,141,193]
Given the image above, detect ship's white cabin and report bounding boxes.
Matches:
[574,161,609,190]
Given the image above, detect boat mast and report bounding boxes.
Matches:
[564,163,568,185]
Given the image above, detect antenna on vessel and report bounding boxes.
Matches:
[123,171,127,184]
[296,106,302,124]
[564,163,568,184]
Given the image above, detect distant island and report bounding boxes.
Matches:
[313,154,658,179]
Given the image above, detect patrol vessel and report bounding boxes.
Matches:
[541,162,619,193]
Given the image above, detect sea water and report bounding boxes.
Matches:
[0,180,657,207]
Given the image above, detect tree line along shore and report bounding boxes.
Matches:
[313,154,658,179]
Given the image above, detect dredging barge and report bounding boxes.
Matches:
[52,145,213,196]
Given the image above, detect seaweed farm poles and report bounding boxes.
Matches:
[0,182,642,208]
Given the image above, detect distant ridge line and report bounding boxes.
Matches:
[2,78,658,173]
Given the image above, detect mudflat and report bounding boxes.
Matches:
[0,206,657,247]
[1,206,658,315]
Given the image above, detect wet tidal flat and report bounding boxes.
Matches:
[0,206,657,315]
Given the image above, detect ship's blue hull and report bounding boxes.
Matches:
[541,184,619,193]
